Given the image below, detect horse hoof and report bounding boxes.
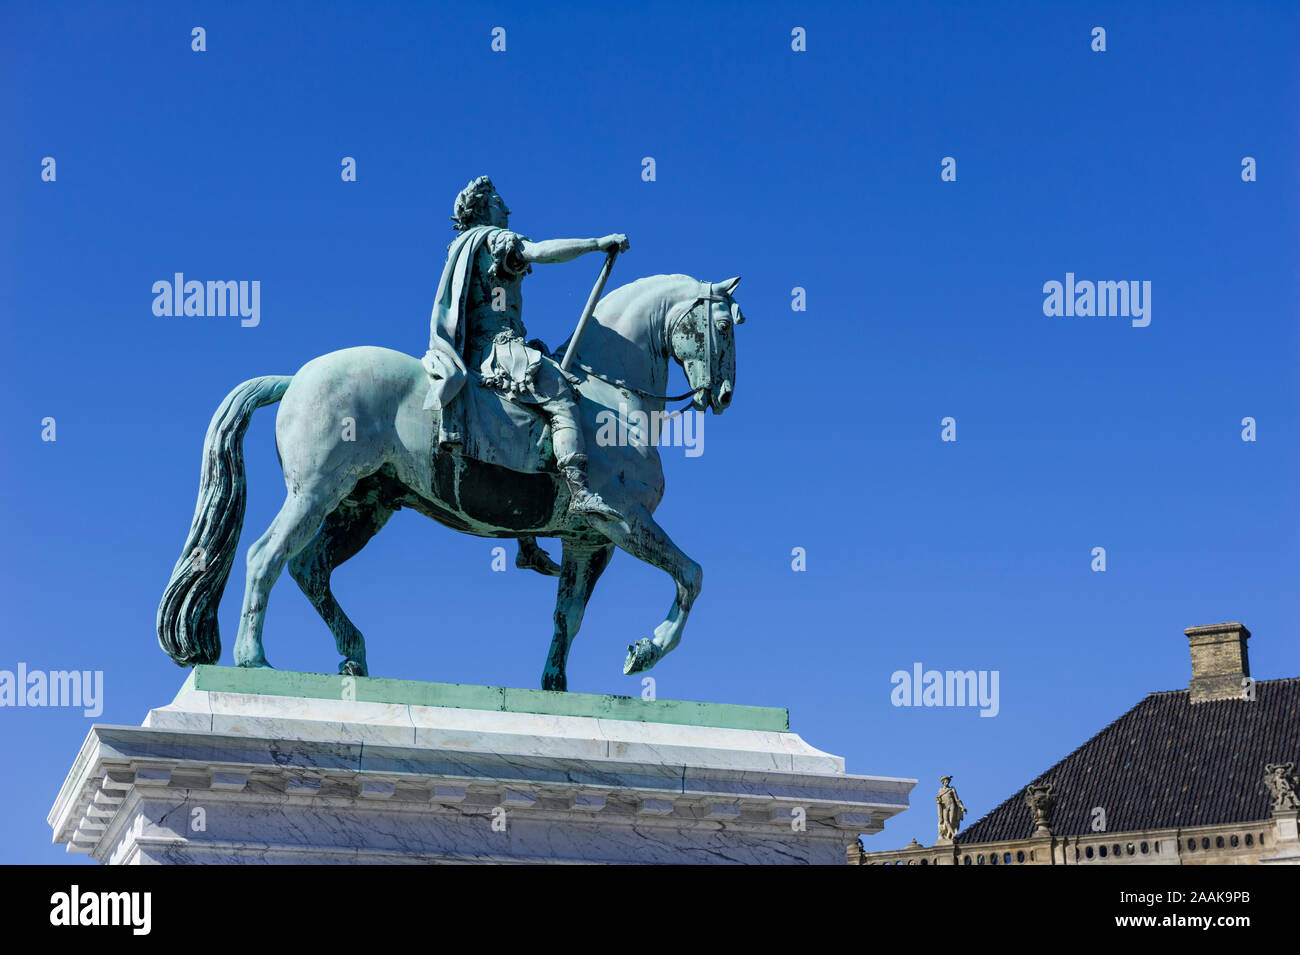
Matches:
[541,672,567,692]
[236,658,274,670]
[623,638,661,675]
[339,660,368,677]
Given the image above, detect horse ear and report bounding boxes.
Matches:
[719,276,741,294]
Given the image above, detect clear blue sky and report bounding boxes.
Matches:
[2,1,1297,862]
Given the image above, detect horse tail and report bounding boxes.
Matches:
[156,375,293,667]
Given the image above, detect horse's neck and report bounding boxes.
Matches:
[590,281,675,398]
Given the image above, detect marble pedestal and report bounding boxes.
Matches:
[50,667,914,864]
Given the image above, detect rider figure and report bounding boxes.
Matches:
[423,175,626,522]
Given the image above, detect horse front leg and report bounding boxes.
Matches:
[541,541,614,691]
[588,505,702,677]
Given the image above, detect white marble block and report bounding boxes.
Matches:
[49,668,914,864]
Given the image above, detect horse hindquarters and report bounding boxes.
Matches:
[233,353,405,668]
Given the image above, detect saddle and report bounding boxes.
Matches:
[432,369,556,475]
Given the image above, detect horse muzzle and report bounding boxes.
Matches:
[692,383,732,414]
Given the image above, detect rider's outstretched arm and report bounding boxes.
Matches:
[521,234,628,264]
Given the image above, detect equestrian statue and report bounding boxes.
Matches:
[157,175,744,691]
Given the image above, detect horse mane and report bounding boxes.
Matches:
[597,273,695,313]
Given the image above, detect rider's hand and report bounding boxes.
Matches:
[599,234,630,254]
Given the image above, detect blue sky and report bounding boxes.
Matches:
[2,1,1297,862]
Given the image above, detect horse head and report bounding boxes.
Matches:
[665,275,744,414]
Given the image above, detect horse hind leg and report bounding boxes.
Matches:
[233,487,346,669]
[288,491,394,677]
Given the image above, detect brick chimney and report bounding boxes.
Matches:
[1184,622,1251,703]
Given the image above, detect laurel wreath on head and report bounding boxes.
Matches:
[452,175,496,231]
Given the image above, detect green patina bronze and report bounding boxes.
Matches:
[157,176,744,692]
[179,666,788,732]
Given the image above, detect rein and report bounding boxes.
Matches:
[571,362,696,404]
[571,361,696,419]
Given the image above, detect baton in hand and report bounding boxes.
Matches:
[559,248,620,373]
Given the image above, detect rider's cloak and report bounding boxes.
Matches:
[422,224,497,415]
[420,225,552,471]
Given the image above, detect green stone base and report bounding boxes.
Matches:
[177,665,789,733]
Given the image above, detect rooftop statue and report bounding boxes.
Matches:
[157,176,744,691]
[1024,783,1057,836]
[1264,762,1300,813]
[936,775,967,842]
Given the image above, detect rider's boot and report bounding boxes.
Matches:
[558,453,623,523]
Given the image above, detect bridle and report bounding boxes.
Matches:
[572,282,736,416]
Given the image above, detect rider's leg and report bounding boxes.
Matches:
[541,389,623,522]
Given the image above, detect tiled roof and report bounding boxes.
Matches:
[956,678,1300,844]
